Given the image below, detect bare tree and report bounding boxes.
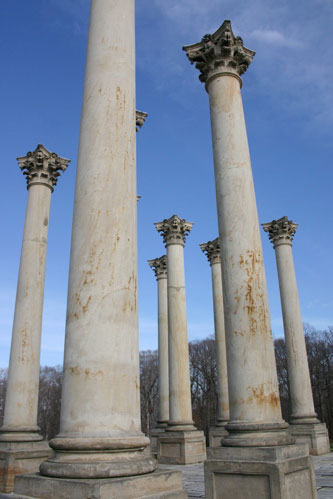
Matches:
[140,350,159,436]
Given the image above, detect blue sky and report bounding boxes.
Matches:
[1,0,333,367]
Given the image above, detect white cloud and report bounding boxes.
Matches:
[250,29,302,48]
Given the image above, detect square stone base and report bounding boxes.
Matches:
[150,428,166,456]
[0,440,52,493]
[289,423,330,456]
[209,427,228,448]
[0,469,187,499]
[158,431,206,465]
[204,443,317,499]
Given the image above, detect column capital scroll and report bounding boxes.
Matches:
[148,255,167,280]
[262,216,298,248]
[200,238,221,265]
[136,110,148,132]
[17,144,70,192]
[183,20,255,88]
[155,214,193,247]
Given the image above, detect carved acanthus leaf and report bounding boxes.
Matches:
[148,255,167,279]
[155,214,193,247]
[262,216,298,248]
[17,144,70,191]
[183,20,255,83]
[136,110,148,132]
[200,238,221,265]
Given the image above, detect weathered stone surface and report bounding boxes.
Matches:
[148,256,169,428]
[204,444,317,499]
[0,441,52,493]
[158,432,206,465]
[289,423,330,456]
[200,239,229,441]
[4,469,187,498]
[208,427,228,448]
[263,217,330,455]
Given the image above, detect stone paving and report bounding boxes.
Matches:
[160,452,333,498]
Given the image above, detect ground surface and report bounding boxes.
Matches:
[160,453,333,498]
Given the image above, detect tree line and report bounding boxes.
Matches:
[0,325,331,441]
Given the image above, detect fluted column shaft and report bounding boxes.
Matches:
[0,146,69,443]
[41,0,155,479]
[263,218,318,424]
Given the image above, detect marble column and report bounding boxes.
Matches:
[0,145,69,493]
[10,2,186,497]
[148,256,169,453]
[200,238,229,446]
[262,216,330,455]
[184,21,316,498]
[155,215,206,465]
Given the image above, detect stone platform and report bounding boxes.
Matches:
[160,452,333,498]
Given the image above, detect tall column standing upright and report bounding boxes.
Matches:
[155,215,206,465]
[148,255,169,452]
[184,21,317,498]
[0,145,69,493]
[200,238,229,446]
[11,1,186,497]
[263,216,330,455]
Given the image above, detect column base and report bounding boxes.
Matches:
[150,428,167,456]
[0,440,52,493]
[2,468,187,499]
[204,442,317,499]
[208,426,228,448]
[289,422,330,456]
[158,431,206,465]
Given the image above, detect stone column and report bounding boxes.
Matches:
[200,238,229,446]
[263,216,330,455]
[148,256,169,453]
[0,145,69,493]
[184,21,316,498]
[11,2,186,497]
[155,215,206,465]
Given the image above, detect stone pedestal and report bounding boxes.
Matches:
[204,443,317,499]
[184,20,316,499]
[150,428,166,456]
[158,431,206,465]
[155,215,206,464]
[0,441,52,494]
[208,427,228,448]
[0,145,69,493]
[200,239,229,447]
[5,469,187,499]
[263,217,330,456]
[288,423,330,456]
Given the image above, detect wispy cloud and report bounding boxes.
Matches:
[250,29,302,48]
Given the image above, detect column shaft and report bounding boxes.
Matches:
[2,185,51,439]
[211,261,229,425]
[208,75,283,432]
[167,243,193,428]
[41,0,154,479]
[275,244,317,421]
[157,277,169,425]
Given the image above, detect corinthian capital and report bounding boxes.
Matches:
[136,110,148,132]
[155,214,193,247]
[200,238,221,265]
[17,144,70,192]
[183,20,255,86]
[148,255,167,280]
[262,216,298,248]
